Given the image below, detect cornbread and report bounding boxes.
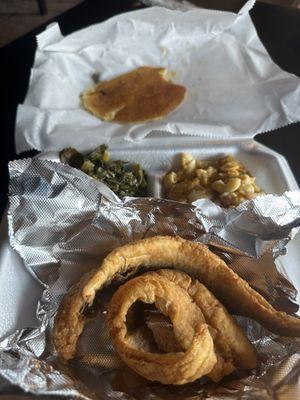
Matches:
[81,66,186,123]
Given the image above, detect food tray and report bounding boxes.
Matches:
[2,0,300,396]
[1,136,299,342]
[40,136,299,197]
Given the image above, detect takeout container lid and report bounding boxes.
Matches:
[15,0,300,153]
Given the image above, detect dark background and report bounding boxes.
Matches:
[1,0,300,220]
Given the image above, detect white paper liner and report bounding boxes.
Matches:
[15,0,300,153]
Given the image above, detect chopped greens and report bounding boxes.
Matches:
[59,147,84,169]
[59,145,147,198]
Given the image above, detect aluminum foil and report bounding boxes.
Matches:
[2,157,300,399]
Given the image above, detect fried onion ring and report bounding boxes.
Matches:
[54,236,300,362]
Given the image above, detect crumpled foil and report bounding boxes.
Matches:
[1,157,300,399]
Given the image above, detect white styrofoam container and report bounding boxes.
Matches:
[0,137,299,340]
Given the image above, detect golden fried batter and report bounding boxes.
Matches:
[107,272,217,384]
[107,270,257,384]
[153,270,257,381]
[81,66,186,123]
[53,236,300,363]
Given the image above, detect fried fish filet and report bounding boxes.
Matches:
[107,272,217,385]
[151,270,257,381]
[53,236,300,362]
[81,66,186,123]
[107,270,257,384]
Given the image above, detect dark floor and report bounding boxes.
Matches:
[0,0,299,47]
[0,0,84,47]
